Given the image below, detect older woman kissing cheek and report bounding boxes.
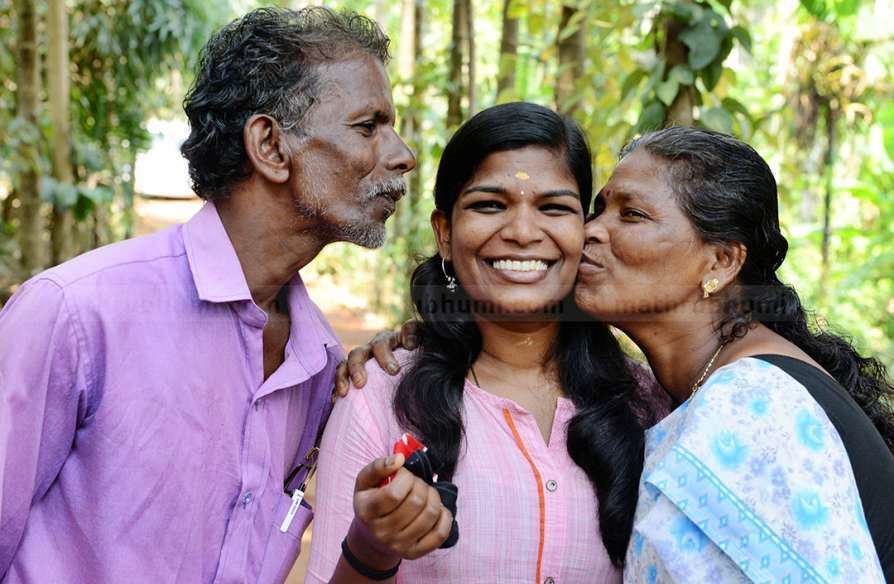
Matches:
[576,126,894,582]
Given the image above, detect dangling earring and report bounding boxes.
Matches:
[442,257,457,293]
[702,277,720,298]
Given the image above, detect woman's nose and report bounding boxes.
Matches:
[584,214,609,245]
[501,207,544,246]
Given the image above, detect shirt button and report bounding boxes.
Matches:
[544,578,556,584]
[546,479,558,492]
[241,492,254,508]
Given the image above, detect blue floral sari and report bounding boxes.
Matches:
[624,357,885,583]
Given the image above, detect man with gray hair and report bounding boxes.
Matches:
[0,7,415,583]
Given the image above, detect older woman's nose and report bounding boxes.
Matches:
[584,215,608,244]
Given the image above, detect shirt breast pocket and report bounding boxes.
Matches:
[257,494,314,584]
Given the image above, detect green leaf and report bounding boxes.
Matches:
[800,0,829,19]
[73,194,96,222]
[643,59,667,95]
[700,59,724,91]
[657,79,680,106]
[721,97,750,119]
[879,103,894,162]
[620,70,648,100]
[507,0,526,19]
[835,0,861,17]
[700,106,734,134]
[635,100,667,134]
[668,64,695,85]
[666,1,703,23]
[558,11,586,43]
[679,20,724,70]
[39,177,60,203]
[79,185,113,204]
[730,25,752,53]
[39,178,80,209]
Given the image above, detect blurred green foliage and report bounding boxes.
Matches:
[1,0,892,369]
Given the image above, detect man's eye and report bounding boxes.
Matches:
[356,121,376,135]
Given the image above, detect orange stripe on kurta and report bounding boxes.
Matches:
[503,408,545,584]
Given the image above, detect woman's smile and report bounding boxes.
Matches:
[484,256,558,284]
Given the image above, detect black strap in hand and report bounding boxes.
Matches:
[403,449,460,548]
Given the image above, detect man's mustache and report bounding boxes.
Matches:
[365,177,407,203]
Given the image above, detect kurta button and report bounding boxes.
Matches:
[546,479,558,492]
[241,492,253,508]
[544,577,555,584]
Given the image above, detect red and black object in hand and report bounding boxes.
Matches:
[384,433,459,549]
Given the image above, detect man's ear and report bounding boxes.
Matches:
[430,209,451,260]
[706,241,748,292]
[243,114,291,184]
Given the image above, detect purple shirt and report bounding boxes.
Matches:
[0,203,343,583]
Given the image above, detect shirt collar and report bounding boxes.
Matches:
[182,202,253,303]
[182,201,341,350]
[284,272,341,351]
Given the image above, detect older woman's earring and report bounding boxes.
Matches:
[442,258,457,293]
[702,278,720,298]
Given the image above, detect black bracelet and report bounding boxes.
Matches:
[341,537,401,581]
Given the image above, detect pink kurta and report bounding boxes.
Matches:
[306,349,622,584]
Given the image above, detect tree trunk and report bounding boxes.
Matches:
[123,147,137,239]
[49,0,76,265]
[465,0,476,116]
[555,3,585,116]
[399,0,426,320]
[1,191,15,226]
[496,0,519,100]
[14,0,43,274]
[818,105,837,304]
[664,17,694,126]
[446,0,468,129]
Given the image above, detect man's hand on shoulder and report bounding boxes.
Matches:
[333,321,421,397]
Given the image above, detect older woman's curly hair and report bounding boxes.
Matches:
[180,7,391,201]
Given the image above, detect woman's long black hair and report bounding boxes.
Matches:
[393,102,645,566]
[624,126,894,451]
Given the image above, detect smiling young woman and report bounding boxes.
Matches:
[306,102,667,584]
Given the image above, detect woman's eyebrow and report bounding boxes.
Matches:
[539,189,580,199]
[461,184,505,196]
[461,185,580,199]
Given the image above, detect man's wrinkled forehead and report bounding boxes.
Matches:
[301,57,392,122]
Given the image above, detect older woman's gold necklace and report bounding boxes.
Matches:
[689,342,728,396]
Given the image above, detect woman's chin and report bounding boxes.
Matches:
[472,296,567,321]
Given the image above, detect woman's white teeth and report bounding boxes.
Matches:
[492,259,549,272]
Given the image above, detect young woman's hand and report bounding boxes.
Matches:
[333,321,421,397]
[345,454,453,568]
